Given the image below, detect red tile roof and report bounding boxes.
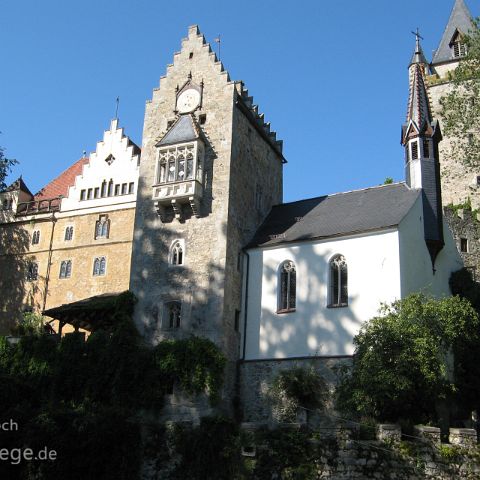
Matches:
[35,157,89,200]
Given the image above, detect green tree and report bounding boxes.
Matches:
[439,19,480,168]
[336,294,480,424]
[0,143,17,191]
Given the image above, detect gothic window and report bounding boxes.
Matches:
[170,240,184,266]
[32,230,40,245]
[411,141,419,160]
[64,226,74,241]
[107,179,114,196]
[94,215,110,239]
[329,255,348,307]
[26,262,38,281]
[59,260,72,279]
[165,301,181,328]
[93,256,106,276]
[423,139,430,158]
[158,145,196,184]
[278,261,296,313]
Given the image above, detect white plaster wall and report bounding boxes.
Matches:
[61,119,140,212]
[243,229,401,359]
[399,196,463,297]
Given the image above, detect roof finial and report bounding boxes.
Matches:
[214,34,221,60]
[114,96,120,119]
[409,28,428,66]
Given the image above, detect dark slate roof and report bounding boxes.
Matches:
[248,183,420,248]
[156,114,202,147]
[432,0,473,65]
[2,177,33,196]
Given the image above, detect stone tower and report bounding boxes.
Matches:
[129,26,284,377]
[427,0,478,208]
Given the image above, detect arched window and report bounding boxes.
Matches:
[329,255,348,307]
[26,262,38,281]
[59,260,72,279]
[165,301,181,329]
[94,215,110,239]
[278,261,296,313]
[170,240,184,266]
[64,226,74,241]
[93,256,106,276]
[32,230,40,245]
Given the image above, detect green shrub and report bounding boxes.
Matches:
[336,294,479,423]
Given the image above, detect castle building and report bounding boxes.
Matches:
[0,1,476,420]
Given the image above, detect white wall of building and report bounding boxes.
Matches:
[61,119,140,213]
[398,196,463,296]
[243,229,402,360]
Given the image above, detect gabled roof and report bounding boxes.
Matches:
[247,183,420,248]
[432,0,474,65]
[2,176,33,196]
[156,114,203,147]
[35,157,89,200]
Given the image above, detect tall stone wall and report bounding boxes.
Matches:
[428,77,480,209]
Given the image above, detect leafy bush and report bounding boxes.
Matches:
[0,292,226,480]
[336,294,480,423]
[269,366,327,422]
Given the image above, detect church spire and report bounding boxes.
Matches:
[432,0,473,66]
[402,36,444,267]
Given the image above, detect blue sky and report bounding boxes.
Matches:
[1,0,475,203]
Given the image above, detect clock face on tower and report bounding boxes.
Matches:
[176,88,201,113]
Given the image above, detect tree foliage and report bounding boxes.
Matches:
[0,143,17,191]
[0,294,226,480]
[439,18,480,168]
[336,294,480,424]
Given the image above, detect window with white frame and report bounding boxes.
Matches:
[329,255,348,307]
[278,261,296,313]
[164,301,181,328]
[26,262,38,281]
[59,260,72,279]
[158,144,196,183]
[93,256,106,276]
[31,230,40,245]
[170,240,184,266]
[94,215,110,239]
[64,226,74,241]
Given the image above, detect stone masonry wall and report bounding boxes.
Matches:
[444,206,480,277]
[428,78,480,209]
[239,357,352,426]
[0,207,135,334]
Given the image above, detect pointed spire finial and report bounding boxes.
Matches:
[114,96,120,120]
[409,28,428,66]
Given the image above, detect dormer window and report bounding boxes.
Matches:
[451,31,467,58]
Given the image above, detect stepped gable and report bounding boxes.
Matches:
[432,0,474,65]
[249,183,420,247]
[35,157,89,200]
[151,25,284,159]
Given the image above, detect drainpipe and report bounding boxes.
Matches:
[42,211,57,312]
[241,249,250,360]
